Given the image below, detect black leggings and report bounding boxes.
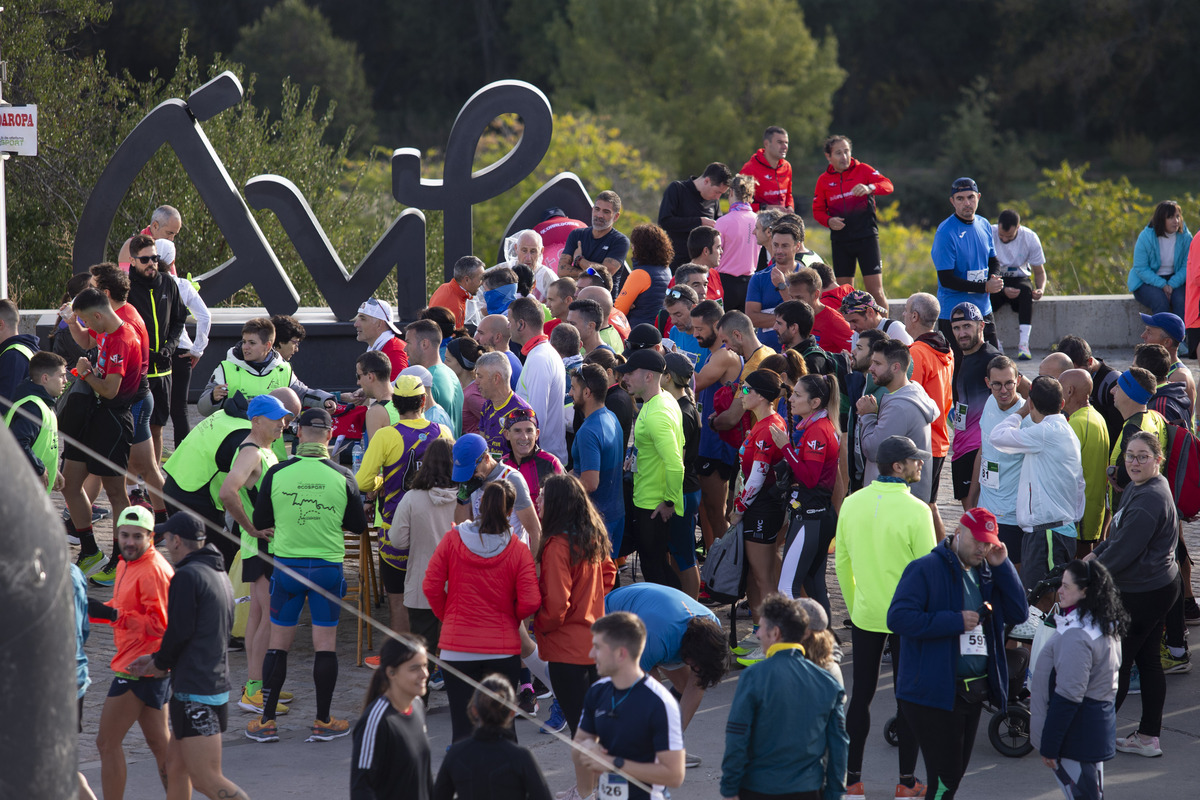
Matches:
[846,629,918,778]
[633,506,681,589]
[778,511,836,619]
[1115,576,1181,737]
[990,276,1034,325]
[548,662,598,736]
[170,352,194,447]
[443,655,522,743]
[900,696,984,799]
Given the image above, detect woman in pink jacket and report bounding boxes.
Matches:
[424,481,541,742]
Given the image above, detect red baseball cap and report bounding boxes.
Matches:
[960,508,1001,545]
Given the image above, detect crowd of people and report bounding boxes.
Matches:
[2,128,1197,800]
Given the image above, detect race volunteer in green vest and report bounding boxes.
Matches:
[356,373,453,636]
[197,316,334,417]
[6,351,69,494]
[217,392,296,718]
[247,407,369,745]
[0,297,39,405]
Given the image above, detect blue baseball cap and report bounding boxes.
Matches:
[950,302,984,322]
[951,177,979,195]
[247,394,291,420]
[1139,312,1185,345]
[452,433,489,482]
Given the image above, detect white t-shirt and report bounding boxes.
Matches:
[1159,232,1177,277]
[991,224,1046,278]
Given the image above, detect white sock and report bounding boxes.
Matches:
[1019,324,1031,348]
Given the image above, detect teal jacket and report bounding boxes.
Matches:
[1128,223,1193,291]
[721,646,848,799]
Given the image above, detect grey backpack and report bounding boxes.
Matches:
[700,520,747,605]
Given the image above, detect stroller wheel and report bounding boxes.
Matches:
[988,705,1033,757]
[883,715,900,747]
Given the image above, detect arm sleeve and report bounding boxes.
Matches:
[1169,232,1192,289]
[783,428,836,488]
[613,269,651,316]
[936,268,989,293]
[251,466,278,532]
[857,411,881,461]
[648,415,686,508]
[514,546,543,621]
[1131,228,1166,288]
[719,679,755,796]
[734,460,770,513]
[812,180,831,228]
[153,574,197,672]
[834,515,856,618]
[289,372,334,409]
[350,723,386,800]
[357,430,392,493]
[176,278,211,356]
[869,167,894,196]
[196,363,226,416]
[657,183,702,235]
[988,412,1043,454]
[87,597,118,623]
[990,558,1029,625]
[389,494,412,551]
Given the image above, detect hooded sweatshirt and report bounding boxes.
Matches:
[152,543,234,697]
[390,485,458,610]
[89,542,174,675]
[1148,379,1193,430]
[127,265,186,378]
[858,381,939,501]
[909,331,954,458]
[198,342,331,415]
[0,332,40,404]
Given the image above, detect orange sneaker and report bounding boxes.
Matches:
[365,655,381,669]
[894,781,926,799]
[846,782,865,800]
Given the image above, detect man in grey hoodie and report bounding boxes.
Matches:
[857,338,939,502]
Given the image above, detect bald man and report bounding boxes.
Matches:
[578,285,626,352]
[1038,351,1073,380]
[475,314,523,391]
[1061,368,1110,553]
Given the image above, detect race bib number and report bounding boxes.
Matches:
[980,459,1000,490]
[967,268,988,283]
[599,773,629,800]
[960,625,987,656]
[954,402,968,432]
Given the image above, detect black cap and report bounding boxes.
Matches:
[154,510,206,541]
[877,435,932,467]
[626,323,663,352]
[615,348,667,375]
[298,407,333,429]
[664,352,695,383]
[950,176,979,195]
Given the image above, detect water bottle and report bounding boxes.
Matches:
[352,441,364,474]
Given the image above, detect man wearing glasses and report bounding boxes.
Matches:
[988,375,1086,596]
[974,356,1028,569]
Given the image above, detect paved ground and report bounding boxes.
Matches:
[74,349,1200,798]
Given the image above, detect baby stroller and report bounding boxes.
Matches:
[883,565,1065,758]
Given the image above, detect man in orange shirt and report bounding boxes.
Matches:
[902,292,952,540]
[428,255,485,328]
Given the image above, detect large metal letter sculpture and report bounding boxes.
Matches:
[497,172,594,265]
[244,176,427,320]
[392,80,553,279]
[73,72,302,313]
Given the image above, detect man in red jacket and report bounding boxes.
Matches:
[740,126,793,212]
[812,135,894,310]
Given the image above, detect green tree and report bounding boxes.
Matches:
[467,112,669,263]
[231,0,376,149]
[552,0,845,175]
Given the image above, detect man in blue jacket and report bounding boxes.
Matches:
[887,507,1027,800]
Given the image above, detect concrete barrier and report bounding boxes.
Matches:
[888,294,1152,351]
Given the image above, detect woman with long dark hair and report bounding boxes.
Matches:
[534,475,616,736]
[1088,430,1181,757]
[1031,559,1127,798]
[774,373,841,617]
[1129,200,1191,319]
[424,481,542,742]
[729,369,788,662]
[433,675,553,800]
[351,634,433,800]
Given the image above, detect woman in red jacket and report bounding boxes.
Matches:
[534,474,616,735]
[424,481,541,742]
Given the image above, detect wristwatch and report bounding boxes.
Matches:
[612,756,625,770]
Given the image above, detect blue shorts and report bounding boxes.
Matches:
[667,490,701,570]
[129,392,154,445]
[269,558,346,627]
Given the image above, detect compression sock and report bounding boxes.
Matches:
[313,651,338,723]
[260,649,288,722]
[899,775,916,789]
[245,680,263,698]
[1019,324,1032,349]
[76,525,98,555]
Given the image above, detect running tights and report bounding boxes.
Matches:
[900,697,984,800]
[1115,576,1180,737]
[778,513,835,618]
[548,662,599,736]
[846,629,918,777]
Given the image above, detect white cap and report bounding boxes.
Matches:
[357,297,401,335]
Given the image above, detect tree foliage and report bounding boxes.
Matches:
[551,0,845,175]
[230,0,375,149]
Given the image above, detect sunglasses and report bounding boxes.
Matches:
[502,408,538,428]
[741,385,753,395]
[133,254,160,264]
[665,288,688,301]
[585,267,603,277]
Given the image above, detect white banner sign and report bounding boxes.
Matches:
[0,105,37,156]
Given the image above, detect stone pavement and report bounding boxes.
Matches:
[74,349,1200,798]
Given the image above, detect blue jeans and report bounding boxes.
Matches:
[1133,283,1186,318]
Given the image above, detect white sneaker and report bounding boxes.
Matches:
[736,646,767,666]
[1116,730,1162,757]
[556,787,594,800]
